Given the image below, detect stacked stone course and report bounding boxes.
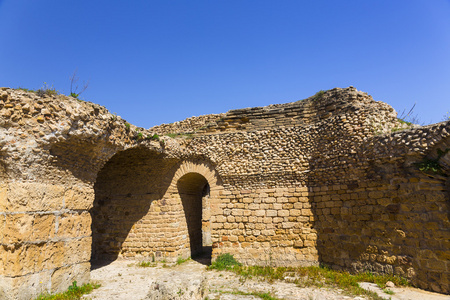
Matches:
[0,86,449,299]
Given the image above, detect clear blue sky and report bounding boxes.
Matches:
[1,0,449,128]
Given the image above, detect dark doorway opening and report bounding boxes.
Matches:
[177,172,211,264]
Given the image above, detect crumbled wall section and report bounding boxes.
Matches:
[0,86,449,298]
[0,88,172,300]
[173,87,449,293]
[151,113,226,135]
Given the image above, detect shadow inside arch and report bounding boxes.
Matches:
[90,146,179,268]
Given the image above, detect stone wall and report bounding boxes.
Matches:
[172,87,449,293]
[0,86,448,298]
[0,88,170,299]
[151,113,225,135]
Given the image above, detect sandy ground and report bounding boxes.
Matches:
[82,259,449,300]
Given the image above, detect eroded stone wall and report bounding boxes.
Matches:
[0,88,171,299]
[165,87,448,293]
[1,86,449,298]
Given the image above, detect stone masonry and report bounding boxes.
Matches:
[0,87,449,299]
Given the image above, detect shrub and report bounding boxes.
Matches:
[37,82,58,97]
[209,253,241,270]
[312,90,326,100]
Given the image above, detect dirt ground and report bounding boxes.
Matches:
[82,259,449,300]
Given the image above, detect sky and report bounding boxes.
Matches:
[0,0,449,128]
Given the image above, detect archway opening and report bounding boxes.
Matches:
[91,147,178,266]
[177,172,211,261]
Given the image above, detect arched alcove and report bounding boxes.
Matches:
[91,146,179,264]
[177,172,210,257]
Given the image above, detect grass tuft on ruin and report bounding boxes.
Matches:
[34,281,100,300]
[209,254,409,300]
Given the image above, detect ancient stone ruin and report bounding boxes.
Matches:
[0,86,449,299]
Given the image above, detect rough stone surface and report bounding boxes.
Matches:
[84,259,450,300]
[145,263,207,300]
[0,86,449,298]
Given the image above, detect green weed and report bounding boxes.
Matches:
[397,118,412,126]
[415,148,449,175]
[210,257,409,300]
[208,253,241,271]
[383,288,395,295]
[146,134,160,141]
[136,132,144,140]
[311,90,326,100]
[17,82,58,97]
[35,281,100,300]
[212,289,279,300]
[176,256,190,265]
[138,261,156,268]
[165,133,194,139]
[37,82,58,97]
[17,87,36,93]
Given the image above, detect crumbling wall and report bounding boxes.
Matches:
[309,123,450,294]
[1,86,448,298]
[172,87,448,293]
[178,87,402,267]
[151,113,225,135]
[0,88,170,299]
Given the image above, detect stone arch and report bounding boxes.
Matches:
[165,160,223,260]
[91,146,180,263]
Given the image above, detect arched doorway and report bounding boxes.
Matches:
[166,160,222,264]
[177,173,211,258]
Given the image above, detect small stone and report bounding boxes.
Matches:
[22,103,30,112]
[385,281,395,288]
[41,108,51,115]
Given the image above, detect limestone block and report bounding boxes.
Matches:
[255,209,265,217]
[1,243,49,276]
[6,182,64,211]
[63,237,92,265]
[51,262,90,293]
[32,214,56,241]
[146,264,207,300]
[0,271,52,300]
[289,209,301,216]
[56,212,91,238]
[0,183,7,212]
[278,210,289,217]
[47,241,66,270]
[0,214,5,244]
[64,187,95,210]
[3,214,34,244]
